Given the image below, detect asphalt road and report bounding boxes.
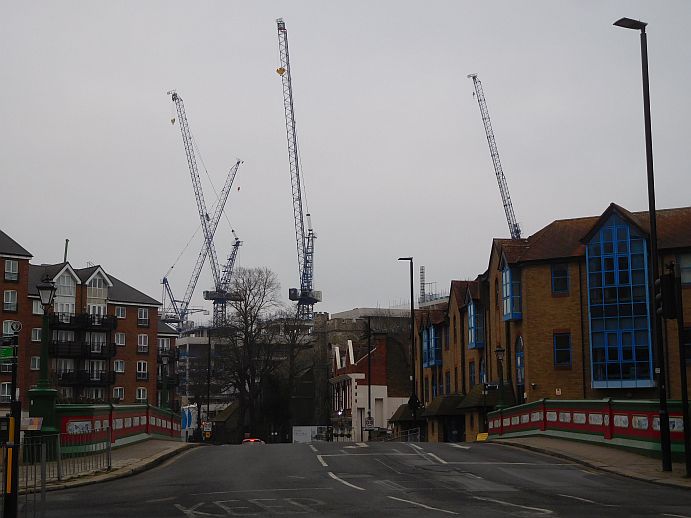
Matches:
[41,441,691,517]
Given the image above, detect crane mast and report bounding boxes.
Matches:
[167,90,243,328]
[276,18,320,321]
[468,74,521,240]
[169,91,224,284]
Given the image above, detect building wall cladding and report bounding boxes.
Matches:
[409,204,691,443]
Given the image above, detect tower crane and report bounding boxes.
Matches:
[276,18,321,321]
[165,90,243,327]
[468,74,522,240]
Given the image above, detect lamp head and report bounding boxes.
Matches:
[495,346,505,362]
[36,275,57,307]
[613,17,647,31]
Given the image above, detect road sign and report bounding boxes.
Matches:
[0,347,15,360]
[9,321,21,333]
[364,417,374,430]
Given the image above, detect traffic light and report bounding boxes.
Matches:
[654,273,677,320]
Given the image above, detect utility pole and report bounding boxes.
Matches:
[367,316,372,442]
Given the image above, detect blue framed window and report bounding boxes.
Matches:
[551,263,569,295]
[479,357,486,384]
[432,327,441,366]
[422,328,430,368]
[469,361,476,387]
[432,371,438,398]
[586,214,653,388]
[553,332,571,367]
[502,265,522,320]
[468,300,484,349]
[680,254,691,284]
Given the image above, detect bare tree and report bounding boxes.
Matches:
[213,266,283,437]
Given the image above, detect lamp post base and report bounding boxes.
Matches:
[28,387,59,434]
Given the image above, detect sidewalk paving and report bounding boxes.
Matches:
[493,436,691,489]
[45,439,197,491]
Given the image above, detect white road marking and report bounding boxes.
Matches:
[309,444,318,453]
[318,453,418,457]
[557,494,620,508]
[449,443,470,449]
[356,442,369,448]
[317,455,328,467]
[557,494,597,504]
[461,472,483,480]
[374,458,403,474]
[447,461,577,467]
[410,444,424,451]
[191,488,333,496]
[427,453,448,464]
[145,496,176,503]
[388,496,458,515]
[472,496,553,515]
[328,471,366,491]
[663,514,691,518]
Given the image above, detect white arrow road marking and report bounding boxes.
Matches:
[328,471,366,491]
[427,453,448,464]
[388,496,458,515]
[317,455,328,467]
[449,443,470,449]
[473,496,553,514]
[309,444,318,453]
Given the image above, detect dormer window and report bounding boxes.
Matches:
[502,264,522,321]
[88,277,107,299]
[468,300,484,349]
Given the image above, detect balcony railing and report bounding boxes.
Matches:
[55,370,115,386]
[3,302,17,312]
[50,313,117,330]
[136,372,149,381]
[4,272,18,282]
[137,345,149,354]
[48,341,116,359]
[157,374,180,389]
[137,318,150,328]
[157,347,179,364]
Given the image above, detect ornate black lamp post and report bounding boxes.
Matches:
[28,276,59,433]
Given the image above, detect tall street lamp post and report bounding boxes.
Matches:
[398,257,420,438]
[613,17,672,471]
[495,347,505,410]
[28,276,59,434]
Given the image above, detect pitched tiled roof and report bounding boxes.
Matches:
[467,280,481,301]
[0,229,32,258]
[28,263,69,296]
[450,280,472,308]
[422,394,465,417]
[498,203,691,265]
[28,263,160,306]
[415,308,447,327]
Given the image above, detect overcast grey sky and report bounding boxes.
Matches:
[2,1,690,321]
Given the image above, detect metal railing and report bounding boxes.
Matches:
[383,427,421,442]
[0,430,112,517]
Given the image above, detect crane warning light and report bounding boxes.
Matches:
[277,67,286,76]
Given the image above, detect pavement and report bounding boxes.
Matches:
[492,435,691,489]
[44,438,198,491]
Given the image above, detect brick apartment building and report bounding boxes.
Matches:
[414,203,691,442]
[0,228,179,416]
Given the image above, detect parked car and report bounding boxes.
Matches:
[242,438,265,445]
